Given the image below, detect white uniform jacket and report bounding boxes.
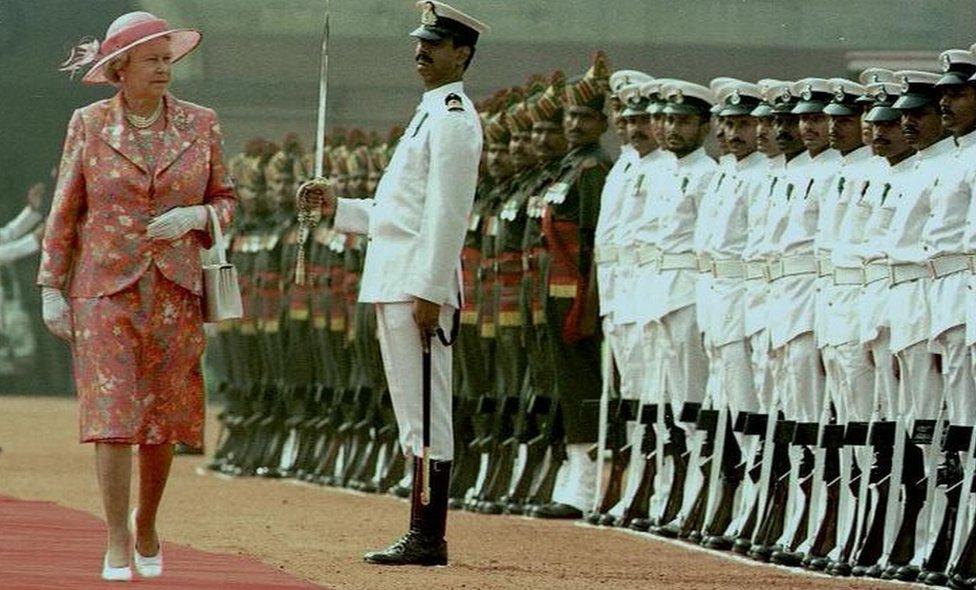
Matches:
[922,134,974,342]
[884,137,957,353]
[333,82,482,306]
[595,144,639,320]
[743,155,785,338]
[634,147,717,324]
[697,150,765,347]
[614,148,675,325]
[855,155,915,345]
[819,147,880,347]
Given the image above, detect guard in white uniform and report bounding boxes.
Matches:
[805,79,880,571]
[635,81,717,537]
[728,81,787,555]
[921,50,976,586]
[593,71,660,527]
[589,70,646,524]
[694,81,767,548]
[300,1,487,566]
[878,71,953,581]
[748,80,814,561]
[618,79,681,532]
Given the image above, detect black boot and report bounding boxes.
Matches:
[364,457,451,566]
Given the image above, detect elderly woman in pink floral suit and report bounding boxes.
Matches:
[38,11,235,581]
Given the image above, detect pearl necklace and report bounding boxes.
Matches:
[125,101,163,129]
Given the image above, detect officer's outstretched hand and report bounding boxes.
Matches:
[296,177,335,220]
[413,297,440,344]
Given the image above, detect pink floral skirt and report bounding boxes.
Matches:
[70,267,206,445]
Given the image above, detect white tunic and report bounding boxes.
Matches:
[884,137,957,353]
[595,144,639,320]
[614,149,675,325]
[742,154,785,338]
[634,147,717,323]
[333,81,482,306]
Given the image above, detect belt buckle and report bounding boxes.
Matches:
[710,260,719,278]
[762,262,773,283]
[925,259,937,279]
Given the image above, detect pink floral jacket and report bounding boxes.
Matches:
[38,93,236,297]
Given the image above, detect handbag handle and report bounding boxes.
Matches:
[205,204,228,265]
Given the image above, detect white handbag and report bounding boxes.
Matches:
[201,205,243,323]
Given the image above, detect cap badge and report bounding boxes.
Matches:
[730,89,741,105]
[421,3,438,26]
[778,88,792,103]
[673,89,684,104]
[900,76,910,94]
[941,54,952,73]
[801,84,813,101]
[834,86,846,102]
[876,88,888,103]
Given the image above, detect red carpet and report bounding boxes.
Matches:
[0,495,326,589]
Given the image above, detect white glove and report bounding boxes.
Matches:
[146,205,208,241]
[41,287,73,342]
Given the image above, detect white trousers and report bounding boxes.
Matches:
[375,302,455,461]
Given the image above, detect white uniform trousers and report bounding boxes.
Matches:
[894,340,944,564]
[608,320,649,518]
[375,302,455,461]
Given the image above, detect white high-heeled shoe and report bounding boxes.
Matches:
[101,553,132,582]
[130,508,163,578]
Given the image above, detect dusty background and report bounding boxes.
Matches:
[0,396,912,589]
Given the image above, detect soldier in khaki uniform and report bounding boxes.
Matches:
[527,54,612,520]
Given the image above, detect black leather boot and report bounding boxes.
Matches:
[364,458,451,566]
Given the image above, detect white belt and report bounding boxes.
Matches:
[889,262,929,286]
[765,254,817,283]
[636,244,661,267]
[594,245,619,264]
[660,252,699,271]
[864,261,889,285]
[929,254,969,279]
[710,259,745,279]
[696,253,713,273]
[619,247,638,266]
[744,260,766,282]
[817,256,834,278]
[832,266,863,286]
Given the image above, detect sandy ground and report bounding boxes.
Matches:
[0,395,915,590]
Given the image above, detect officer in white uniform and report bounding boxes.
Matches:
[617,79,680,531]
[806,78,880,571]
[949,46,976,587]
[748,80,814,561]
[635,81,717,537]
[728,81,787,555]
[590,70,649,524]
[695,81,767,548]
[878,70,953,581]
[841,79,916,577]
[299,0,487,567]
[595,71,662,526]
[918,49,976,586]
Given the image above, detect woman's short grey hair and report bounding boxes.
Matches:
[105,53,130,85]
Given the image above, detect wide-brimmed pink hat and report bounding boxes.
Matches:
[59,11,201,85]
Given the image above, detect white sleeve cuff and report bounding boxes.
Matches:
[404,275,451,307]
[334,198,373,235]
[0,233,39,264]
